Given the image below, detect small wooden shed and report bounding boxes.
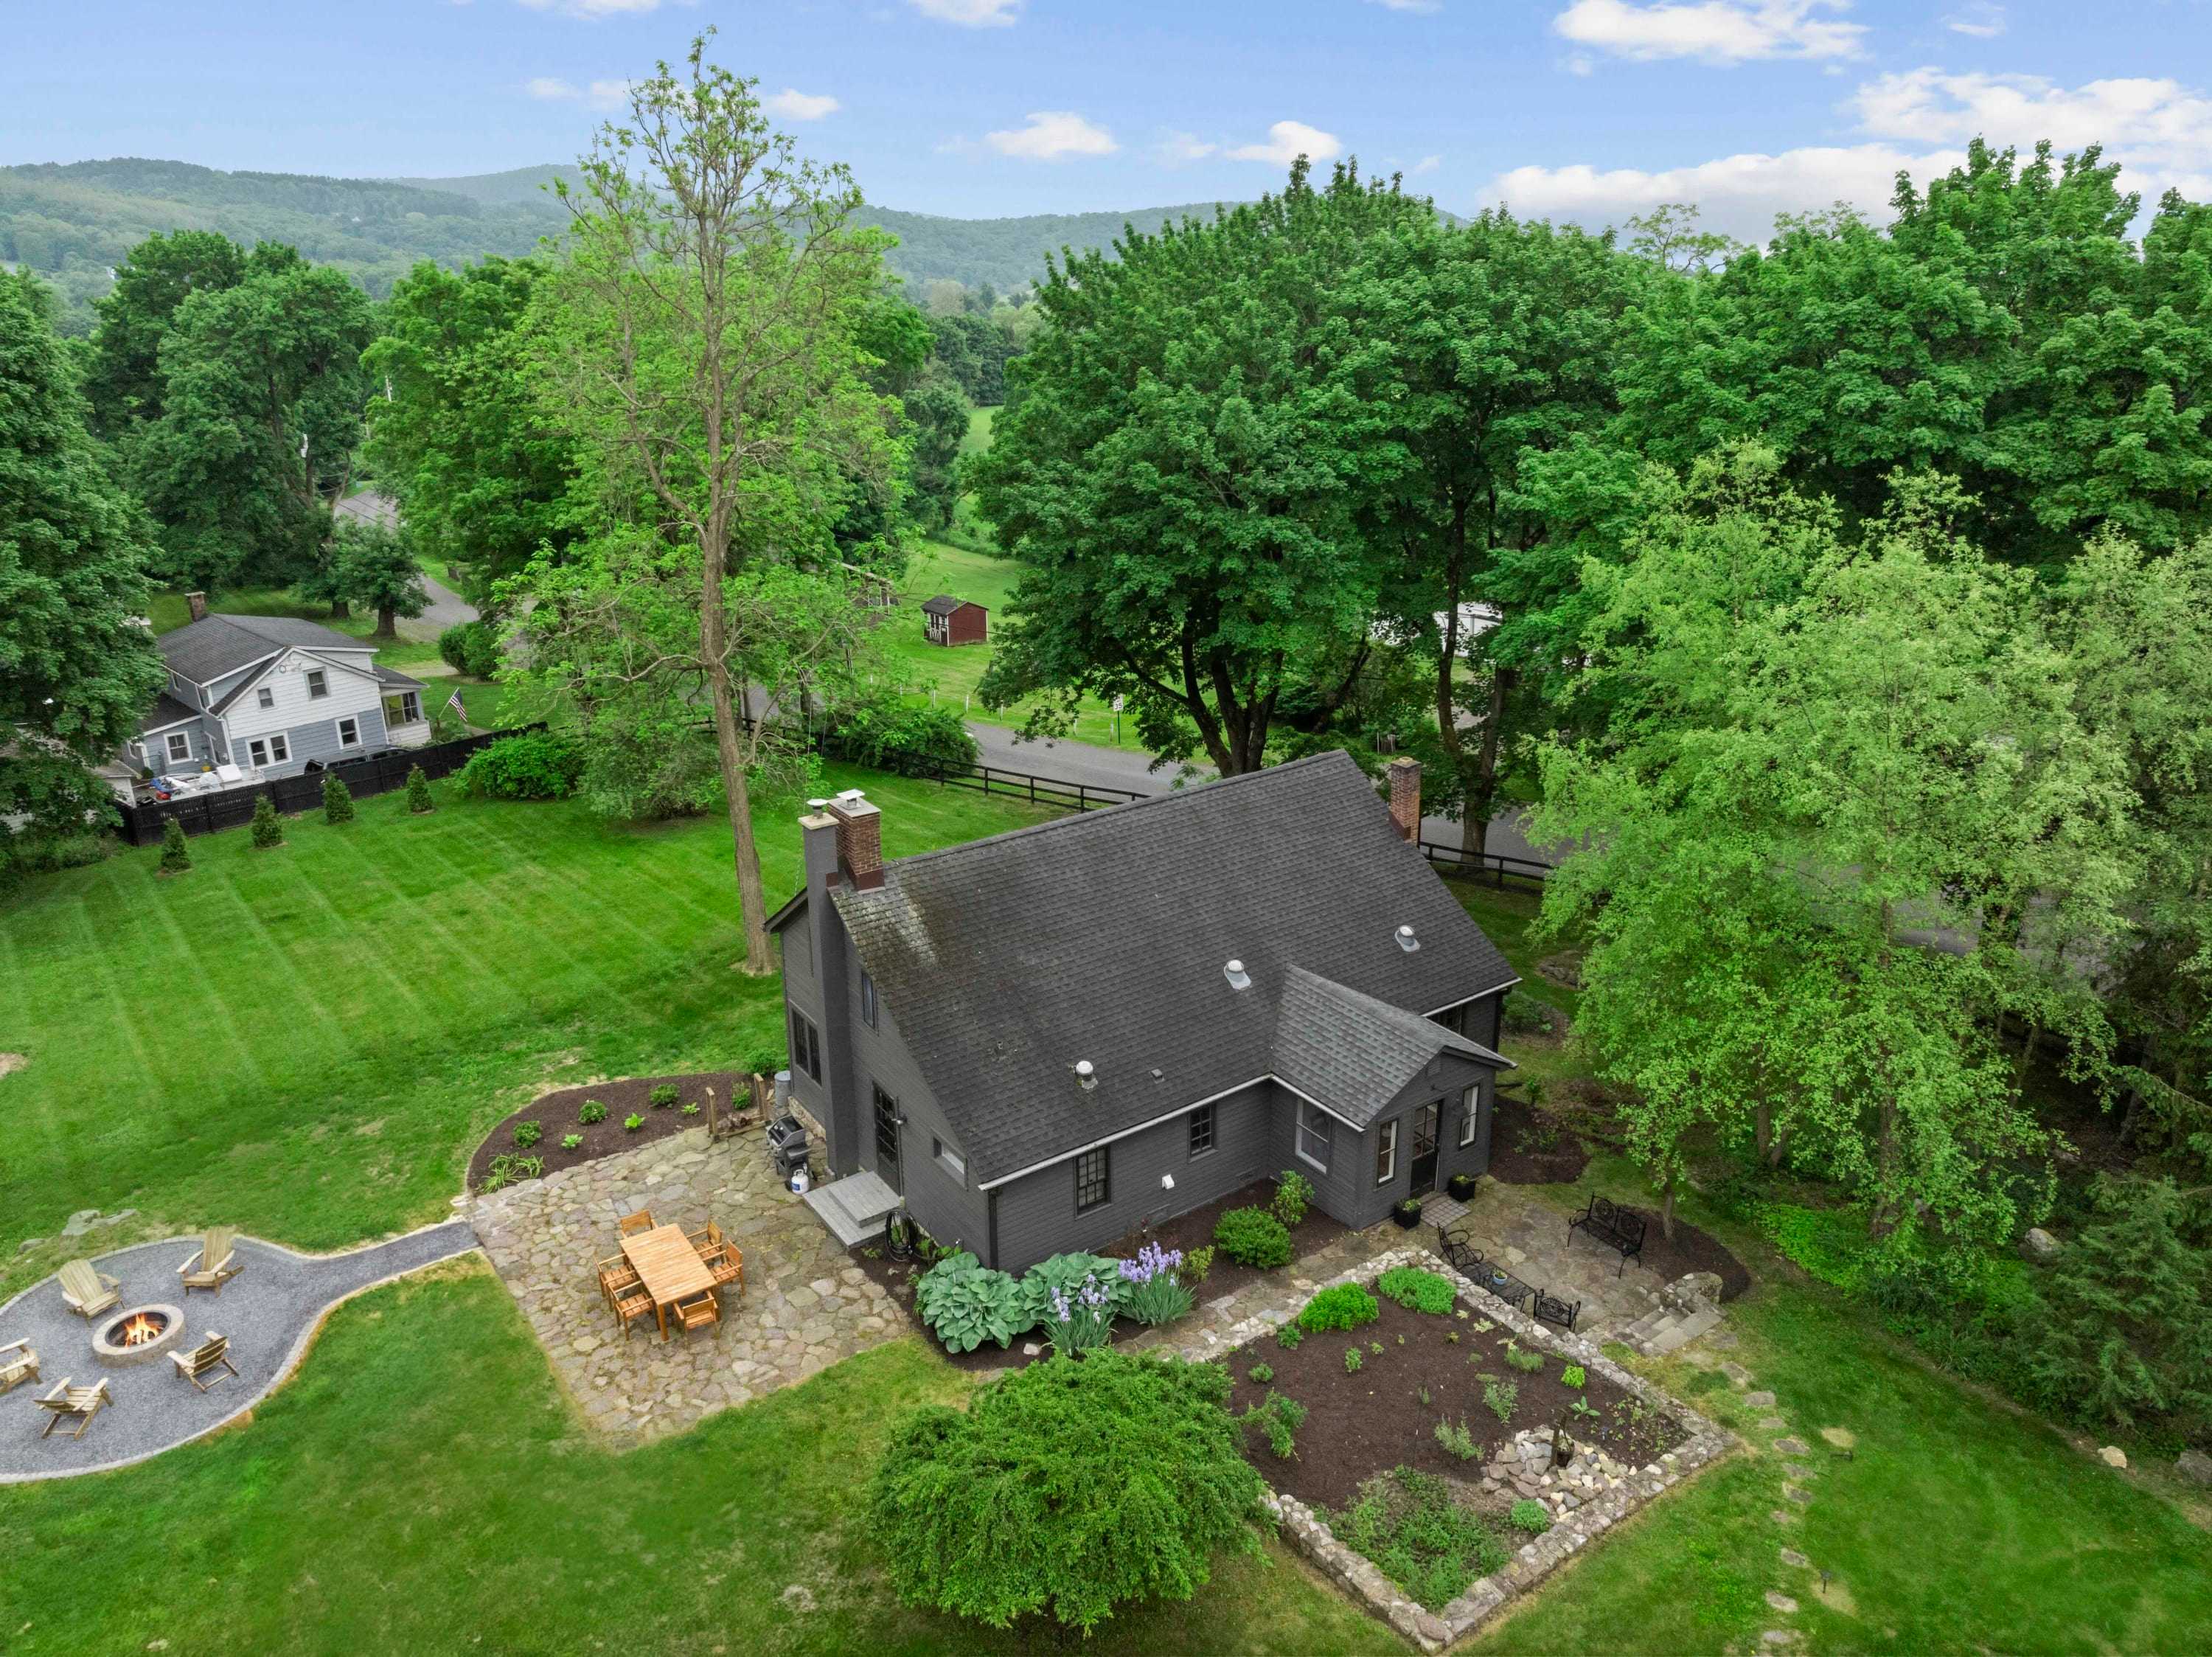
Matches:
[921,594,988,647]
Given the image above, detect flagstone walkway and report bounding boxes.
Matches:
[469,1127,903,1445]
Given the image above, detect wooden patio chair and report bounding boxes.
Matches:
[700,1223,744,1294]
[673,1290,720,1336]
[0,1338,38,1396]
[36,1377,112,1439]
[596,1256,640,1313]
[612,1285,655,1341]
[177,1226,242,1296]
[57,1259,120,1321]
[616,1209,656,1238]
[169,1331,240,1392]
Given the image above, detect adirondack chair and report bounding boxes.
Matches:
[178,1226,242,1296]
[36,1376,112,1439]
[0,1338,38,1395]
[58,1259,120,1321]
[169,1331,240,1392]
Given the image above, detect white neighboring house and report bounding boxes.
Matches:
[118,602,431,802]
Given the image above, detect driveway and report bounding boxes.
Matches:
[337,490,479,643]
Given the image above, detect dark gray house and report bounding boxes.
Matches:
[770,749,1518,1271]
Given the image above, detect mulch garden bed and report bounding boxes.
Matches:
[1632,1215,1753,1302]
[1222,1288,1689,1512]
[1487,1100,1591,1185]
[467,1071,754,1192]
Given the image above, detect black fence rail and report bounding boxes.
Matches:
[932,763,1144,814]
[1419,838,1553,889]
[113,726,543,846]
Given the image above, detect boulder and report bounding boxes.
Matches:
[2098,1445,2128,1470]
[2174,1448,2212,1487]
[2020,1227,2062,1262]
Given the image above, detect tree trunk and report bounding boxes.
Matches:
[701,546,771,976]
[329,600,351,620]
[1464,664,1516,861]
[1754,1100,1773,1161]
[374,605,397,639]
[1660,1175,1678,1242]
[1766,1126,1790,1168]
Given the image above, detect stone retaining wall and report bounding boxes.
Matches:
[1163,1245,1734,1653]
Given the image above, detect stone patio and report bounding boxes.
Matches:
[469,1127,903,1444]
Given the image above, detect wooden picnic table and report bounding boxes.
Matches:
[621,1224,716,1341]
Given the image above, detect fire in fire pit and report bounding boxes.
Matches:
[114,1308,170,1347]
[91,1302,189,1367]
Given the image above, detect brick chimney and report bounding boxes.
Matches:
[825,790,884,891]
[186,591,209,624]
[1385,757,1422,844]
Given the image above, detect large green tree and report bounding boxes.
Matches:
[80,228,248,434]
[298,516,428,638]
[0,270,164,840]
[971,160,1428,774]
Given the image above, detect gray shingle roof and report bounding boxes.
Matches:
[828,749,1518,1186]
[372,663,425,690]
[156,614,370,684]
[137,693,200,736]
[919,594,978,616]
[1273,968,1510,1129]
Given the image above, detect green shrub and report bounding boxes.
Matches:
[622,1112,644,1132]
[1377,1266,1456,1316]
[681,1102,700,1116]
[456,732,585,801]
[1272,1169,1315,1229]
[1239,1390,1308,1459]
[1298,1282,1381,1334]
[406,764,434,813]
[512,1119,542,1149]
[1561,1364,1587,1389]
[648,1083,681,1109]
[1344,1347,1363,1374]
[321,772,355,824]
[1331,1467,1507,1613]
[437,619,500,678]
[577,1100,608,1125]
[157,817,191,875]
[1276,1321,1304,1350]
[1483,1379,1517,1424]
[1503,1341,1545,1374]
[1501,991,1563,1036]
[914,1250,1026,1353]
[1018,1253,1130,1330]
[1433,1417,1479,1461]
[1176,1245,1214,1290]
[1508,1498,1551,1535]
[250,792,284,849]
[1214,1206,1293,1269]
[560,1133,583,1151]
[1248,1362,1274,1384]
[870,1351,1267,1633]
[830,696,981,777]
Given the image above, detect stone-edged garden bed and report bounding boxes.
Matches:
[466,1071,755,1192]
[1162,1246,1733,1653]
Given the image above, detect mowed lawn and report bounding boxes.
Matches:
[0,769,1051,1265]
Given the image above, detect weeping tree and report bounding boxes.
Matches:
[542,32,896,973]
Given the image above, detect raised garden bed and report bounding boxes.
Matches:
[466,1071,755,1192]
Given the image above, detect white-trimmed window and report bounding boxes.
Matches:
[164,730,192,764]
[1295,1102,1332,1174]
[933,1136,966,1181]
[305,667,328,699]
[257,687,275,710]
[337,716,361,748]
[1375,1119,1399,1185]
[249,734,291,768]
[1458,1083,1480,1147]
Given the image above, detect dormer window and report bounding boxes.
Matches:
[306,668,329,700]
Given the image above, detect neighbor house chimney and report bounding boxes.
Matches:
[825,790,884,891]
[186,591,209,624]
[1386,757,1422,844]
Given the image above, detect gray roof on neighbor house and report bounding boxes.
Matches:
[137,693,201,736]
[1273,968,1509,1130]
[372,663,425,690]
[919,594,980,616]
[824,749,1518,1186]
[156,614,370,684]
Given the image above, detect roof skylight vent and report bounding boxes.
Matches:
[1396,925,1420,953]
[1074,1059,1097,1092]
[1224,959,1252,990]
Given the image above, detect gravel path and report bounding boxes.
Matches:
[0,1222,476,1483]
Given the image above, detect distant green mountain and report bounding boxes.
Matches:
[0,156,1241,333]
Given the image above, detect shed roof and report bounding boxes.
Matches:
[920,594,982,617]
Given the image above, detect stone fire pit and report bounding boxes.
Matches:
[91,1303,188,1366]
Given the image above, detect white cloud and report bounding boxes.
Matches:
[1411,153,1443,175]
[526,77,577,100]
[1154,131,1219,166]
[986,111,1119,161]
[526,75,638,111]
[1225,119,1344,164]
[516,0,676,17]
[1566,53,1596,75]
[1367,0,1443,12]
[1943,2,2005,38]
[763,88,841,122]
[1553,0,1865,65]
[908,0,1023,24]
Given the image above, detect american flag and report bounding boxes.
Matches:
[447,690,467,718]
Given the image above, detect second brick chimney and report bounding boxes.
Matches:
[1385,757,1422,844]
[186,591,209,624]
[825,790,884,891]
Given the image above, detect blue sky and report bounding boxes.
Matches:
[7,1,2209,236]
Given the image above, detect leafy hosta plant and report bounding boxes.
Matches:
[914,1250,1026,1354]
[1117,1241,1194,1326]
[1018,1252,1130,1329]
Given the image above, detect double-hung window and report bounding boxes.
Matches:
[1189,1102,1215,1158]
[257,687,275,710]
[1295,1102,1332,1174]
[1075,1146,1110,1213]
[336,716,361,748]
[1375,1119,1399,1185]
[248,734,291,768]
[305,668,329,700]
[1458,1083,1481,1147]
[164,730,192,765]
[789,1007,823,1082]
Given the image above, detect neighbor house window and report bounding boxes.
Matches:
[933,1137,966,1180]
[305,668,328,699]
[1075,1147,1110,1213]
[860,969,877,1029]
[1295,1102,1332,1174]
[337,716,360,748]
[401,691,420,722]
[788,1007,822,1082]
[1189,1102,1215,1158]
[164,731,192,764]
[1376,1119,1399,1185]
[248,734,291,768]
[257,687,275,710]
[1458,1083,1480,1147]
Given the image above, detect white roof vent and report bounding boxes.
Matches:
[1224,959,1252,990]
[807,798,830,810]
[1074,1059,1097,1091]
[1396,925,1420,953]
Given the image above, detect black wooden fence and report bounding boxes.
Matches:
[930,762,1144,814]
[1418,837,1554,889]
[112,726,543,846]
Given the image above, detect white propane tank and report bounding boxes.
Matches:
[790,1164,810,1196]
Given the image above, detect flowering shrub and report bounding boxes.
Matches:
[1118,1242,1195,1326]
[1298,1283,1380,1334]
[1018,1252,1129,1329]
[1046,1272,1116,1355]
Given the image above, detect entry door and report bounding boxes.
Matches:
[873,1085,903,1193]
[1409,1101,1441,1195]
